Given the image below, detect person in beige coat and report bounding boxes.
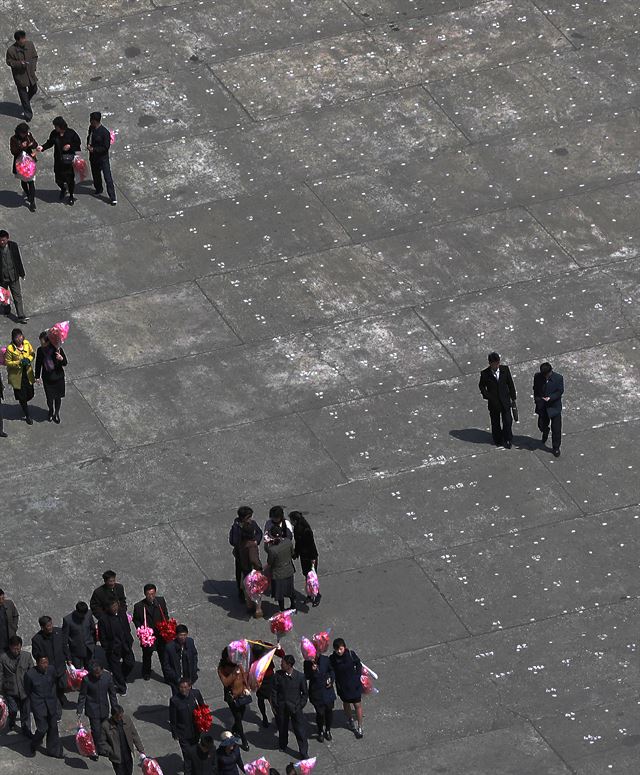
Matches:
[5,30,38,121]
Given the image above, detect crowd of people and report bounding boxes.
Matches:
[0,506,370,774]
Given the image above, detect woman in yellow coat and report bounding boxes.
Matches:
[4,328,35,424]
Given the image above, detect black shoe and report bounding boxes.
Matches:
[504,441,512,449]
[278,748,287,753]
[25,748,36,758]
[48,410,54,422]
[553,448,561,457]
[50,752,64,759]
[93,190,103,196]
[25,416,33,425]
[312,593,322,607]
[324,730,332,741]
[29,201,36,212]
[0,431,7,438]
[542,430,549,444]
[143,674,151,681]
[110,199,117,206]
[261,717,269,727]
[317,732,324,742]
[90,755,99,761]
[69,196,75,205]
[17,316,29,323]
[59,189,66,200]
[241,740,250,752]
[53,414,61,424]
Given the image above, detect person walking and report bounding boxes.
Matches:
[31,615,71,707]
[24,655,63,759]
[35,330,67,423]
[62,601,96,669]
[5,30,38,121]
[216,730,245,774]
[237,521,264,618]
[185,734,216,775]
[98,600,135,695]
[10,122,38,211]
[271,655,309,758]
[534,361,564,457]
[329,638,363,739]
[38,116,81,205]
[0,635,33,738]
[289,511,321,606]
[101,705,145,775]
[304,651,336,742]
[0,231,28,323]
[4,328,35,423]
[163,624,199,695]
[229,506,263,598]
[87,111,116,205]
[266,524,297,612]
[250,639,284,727]
[170,678,207,775]
[217,647,251,751]
[0,371,6,438]
[0,588,19,643]
[478,351,517,448]
[132,583,169,681]
[90,570,127,617]
[77,660,117,759]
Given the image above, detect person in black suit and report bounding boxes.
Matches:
[534,362,564,457]
[304,653,336,742]
[77,660,117,758]
[98,600,135,695]
[31,615,71,706]
[24,655,63,758]
[132,584,169,681]
[185,734,216,775]
[87,111,117,205]
[163,625,199,696]
[169,678,207,775]
[90,570,127,617]
[62,601,96,669]
[478,351,517,448]
[271,655,309,758]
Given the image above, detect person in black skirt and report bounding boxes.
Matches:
[38,116,81,205]
[304,650,336,742]
[4,328,35,424]
[289,511,321,607]
[9,122,38,212]
[35,330,67,423]
[265,525,296,612]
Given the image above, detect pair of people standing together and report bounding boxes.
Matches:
[479,351,564,456]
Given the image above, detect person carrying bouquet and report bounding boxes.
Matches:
[132,584,169,681]
[38,116,81,205]
[238,522,264,618]
[4,329,34,422]
[9,122,38,211]
[35,329,67,423]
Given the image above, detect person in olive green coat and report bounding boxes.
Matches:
[4,328,35,424]
[265,525,297,612]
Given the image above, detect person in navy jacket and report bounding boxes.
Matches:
[163,625,199,695]
[304,653,336,741]
[533,362,564,457]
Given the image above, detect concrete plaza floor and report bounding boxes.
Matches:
[0,0,639,772]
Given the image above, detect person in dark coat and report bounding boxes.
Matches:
[0,231,28,322]
[101,705,145,775]
[265,524,297,612]
[237,521,264,618]
[98,600,135,694]
[77,660,117,758]
[38,116,81,205]
[264,505,293,542]
[185,734,216,775]
[24,655,63,758]
[163,624,199,695]
[229,505,263,598]
[0,588,19,646]
[251,639,285,727]
[217,647,251,750]
[62,601,95,669]
[31,615,70,706]
[304,652,336,741]
[132,583,169,680]
[170,678,207,775]
[35,330,67,423]
[271,655,309,758]
[10,122,38,211]
[216,731,245,775]
[329,638,363,739]
[90,570,127,617]
[5,30,38,121]
[87,111,117,205]
[534,361,564,457]
[0,371,5,438]
[478,351,517,448]
[0,635,33,737]
[290,511,321,606]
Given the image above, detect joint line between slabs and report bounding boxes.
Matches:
[528,720,579,775]
[414,557,473,637]
[194,277,245,345]
[522,205,586,268]
[205,63,258,123]
[528,0,582,52]
[421,84,473,145]
[412,306,466,377]
[71,381,119,450]
[295,410,350,485]
[167,522,208,580]
[302,180,355,246]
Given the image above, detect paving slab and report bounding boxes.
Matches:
[532,0,640,46]
[346,0,486,24]
[0,0,153,30]
[197,245,422,341]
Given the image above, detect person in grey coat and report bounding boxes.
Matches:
[62,601,96,669]
[265,525,297,612]
[0,588,19,646]
[77,661,117,758]
[0,230,28,323]
[5,30,38,121]
[24,655,63,758]
[271,655,309,758]
[101,705,145,775]
[534,361,564,457]
[0,635,33,737]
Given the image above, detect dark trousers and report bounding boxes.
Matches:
[16,82,37,120]
[538,412,562,450]
[179,738,197,775]
[226,698,247,742]
[56,167,75,197]
[20,180,35,204]
[235,555,243,592]
[31,708,61,756]
[90,155,116,200]
[1,280,26,319]
[87,712,107,755]
[70,652,94,670]
[0,395,4,434]
[106,648,135,691]
[6,694,31,735]
[141,638,166,678]
[489,405,512,444]
[112,754,134,775]
[276,707,308,757]
[313,702,333,732]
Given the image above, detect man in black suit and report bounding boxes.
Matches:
[534,362,564,457]
[170,678,207,775]
[62,601,96,669]
[31,615,71,706]
[163,624,199,696]
[77,660,117,759]
[24,655,63,759]
[132,584,169,681]
[478,351,517,448]
[271,655,309,758]
[98,600,135,695]
[90,570,127,617]
[0,230,28,323]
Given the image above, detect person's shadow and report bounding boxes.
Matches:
[203,579,251,622]
[0,101,22,118]
[1,402,50,423]
[133,704,170,731]
[449,428,540,451]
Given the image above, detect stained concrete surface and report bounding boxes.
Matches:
[0,0,638,773]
